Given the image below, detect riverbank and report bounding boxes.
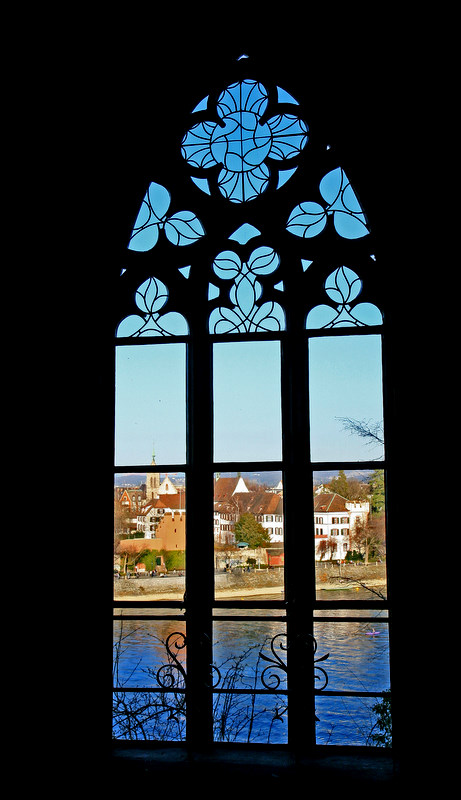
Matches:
[114,563,386,601]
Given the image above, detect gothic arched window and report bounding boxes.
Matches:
[112,52,397,766]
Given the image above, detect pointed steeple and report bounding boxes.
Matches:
[147,442,160,500]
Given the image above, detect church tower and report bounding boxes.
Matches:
[147,445,160,501]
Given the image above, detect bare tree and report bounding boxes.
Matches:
[116,539,133,576]
[316,537,338,561]
[350,514,385,565]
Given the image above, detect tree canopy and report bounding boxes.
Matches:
[233,513,272,548]
[369,469,385,513]
[328,469,368,501]
[325,468,385,510]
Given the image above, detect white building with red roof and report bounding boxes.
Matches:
[213,476,284,545]
[313,492,369,560]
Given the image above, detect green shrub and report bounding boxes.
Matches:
[345,550,364,562]
[369,691,392,747]
[138,550,161,571]
[164,550,185,571]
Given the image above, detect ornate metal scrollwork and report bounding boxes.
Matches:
[199,632,222,689]
[260,632,288,689]
[259,632,329,691]
[156,631,187,689]
[206,664,222,689]
[310,633,330,692]
[155,631,222,690]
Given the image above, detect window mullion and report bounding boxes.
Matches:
[281,322,316,751]
[185,333,214,748]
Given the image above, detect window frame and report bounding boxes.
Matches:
[109,54,404,773]
[114,323,391,752]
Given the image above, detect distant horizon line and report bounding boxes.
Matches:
[114,468,376,487]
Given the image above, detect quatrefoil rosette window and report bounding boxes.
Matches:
[181,79,308,203]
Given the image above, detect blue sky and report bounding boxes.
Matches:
[308,334,384,462]
[213,341,282,462]
[115,343,187,465]
[115,335,384,465]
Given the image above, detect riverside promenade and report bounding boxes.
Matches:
[114,563,386,601]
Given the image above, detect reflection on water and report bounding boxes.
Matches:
[113,618,187,688]
[113,590,390,745]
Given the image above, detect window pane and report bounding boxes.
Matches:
[114,472,186,598]
[115,344,186,465]
[214,471,284,600]
[313,470,387,600]
[213,619,287,743]
[212,693,288,744]
[113,618,186,741]
[113,619,187,688]
[213,341,282,462]
[308,335,384,462]
[113,691,186,741]
[314,619,390,694]
[315,695,391,747]
[314,615,390,746]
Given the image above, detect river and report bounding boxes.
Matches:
[113,589,390,746]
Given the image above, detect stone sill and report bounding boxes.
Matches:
[111,743,400,787]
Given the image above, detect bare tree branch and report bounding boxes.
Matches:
[336,417,384,446]
[337,576,386,600]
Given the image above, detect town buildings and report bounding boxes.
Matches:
[115,472,370,570]
[213,476,283,545]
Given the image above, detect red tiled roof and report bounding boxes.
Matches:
[313,493,348,513]
[214,477,246,501]
[141,492,186,513]
[157,493,185,509]
[234,492,283,515]
[215,491,282,515]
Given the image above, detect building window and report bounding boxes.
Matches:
[112,53,395,761]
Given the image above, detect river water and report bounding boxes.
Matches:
[113,589,390,746]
